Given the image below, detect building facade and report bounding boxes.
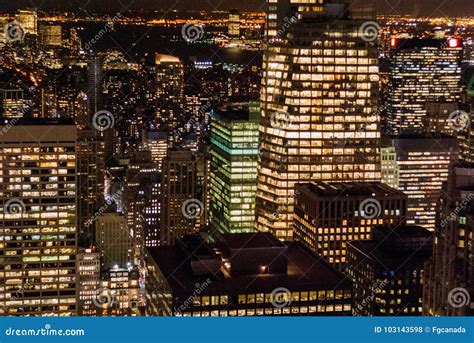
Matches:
[256,0,381,240]
[293,182,407,269]
[209,104,259,234]
[0,119,77,316]
[386,38,463,135]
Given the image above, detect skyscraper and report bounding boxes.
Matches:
[17,9,38,35]
[256,0,381,240]
[39,23,62,47]
[209,104,259,234]
[155,54,184,130]
[347,225,432,316]
[0,119,77,316]
[77,129,105,238]
[382,135,459,230]
[293,182,407,268]
[228,9,241,37]
[423,164,474,316]
[0,89,29,119]
[87,54,104,119]
[160,150,200,245]
[386,38,463,135]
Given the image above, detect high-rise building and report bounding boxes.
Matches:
[140,129,168,169]
[423,164,474,316]
[209,104,259,234]
[0,119,77,316]
[96,266,141,316]
[155,54,184,130]
[77,129,105,238]
[293,182,407,269]
[386,38,463,135]
[256,0,381,240]
[382,135,459,230]
[228,9,240,37]
[87,54,104,118]
[0,89,29,119]
[17,9,38,35]
[425,102,469,136]
[77,247,101,316]
[124,150,160,249]
[160,150,201,245]
[96,212,134,270]
[146,233,353,316]
[39,23,62,47]
[346,225,432,316]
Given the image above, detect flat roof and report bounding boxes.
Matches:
[297,181,406,198]
[150,241,351,296]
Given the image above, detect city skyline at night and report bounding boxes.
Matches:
[0,0,473,327]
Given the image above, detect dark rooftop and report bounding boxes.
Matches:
[0,118,76,126]
[348,225,433,270]
[150,236,351,296]
[297,181,406,198]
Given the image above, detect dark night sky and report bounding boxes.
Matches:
[0,0,472,16]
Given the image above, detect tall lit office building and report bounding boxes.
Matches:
[87,54,104,118]
[17,9,38,35]
[423,165,474,316]
[294,182,407,269]
[77,247,101,316]
[0,89,29,119]
[96,211,134,270]
[0,119,77,316]
[140,129,168,169]
[155,53,184,130]
[39,23,62,47]
[124,150,160,249]
[209,104,259,234]
[77,129,105,237]
[382,135,459,230]
[228,9,240,37]
[160,150,200,245]
[386,38,463,135]
[256,0,381,240]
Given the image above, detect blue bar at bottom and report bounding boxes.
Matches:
[0,317,472,343]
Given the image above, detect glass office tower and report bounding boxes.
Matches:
[256,0,381,240]
[210,103,259,234]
